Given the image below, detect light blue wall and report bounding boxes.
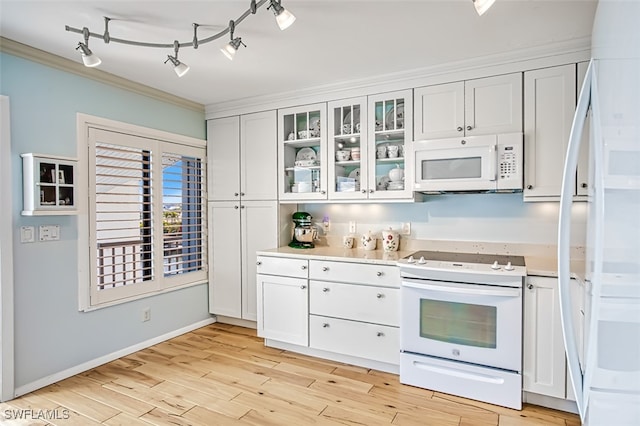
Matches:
[0,52,211,389]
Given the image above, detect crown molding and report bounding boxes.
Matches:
[205,36,592,119]
[0,37,204,113]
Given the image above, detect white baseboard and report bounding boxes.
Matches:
[13,317,216,399]
[214,315,257,329]
[524,391,579,414]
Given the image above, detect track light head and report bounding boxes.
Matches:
[221,37,246,60]
[76,27,102,67]
[473,0,496,16]
[268,0,296,30]
[164,41,190,77]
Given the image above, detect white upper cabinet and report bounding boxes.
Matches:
[278,103,328,202]
[21,153,77,216]
[367,90,414,200]
[207,111,277,202]
[524,64,577,201]
[414,73,522,140]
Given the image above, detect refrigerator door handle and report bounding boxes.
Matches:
[558,59,593,422]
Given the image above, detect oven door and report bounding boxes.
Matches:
[413,136,497,192]
[401,277,522,372]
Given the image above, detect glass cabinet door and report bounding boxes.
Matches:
[328,97,368,200]
[278,103,327,201]
[21,153,77,215]
[367,90,413,200]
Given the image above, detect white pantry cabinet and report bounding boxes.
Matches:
[21,153,77,215]
[414,73,522,140]
[256,256,309,345]
[207,111,277,201]
[209,201,278,320]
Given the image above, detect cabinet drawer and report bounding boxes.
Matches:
[309,260,399,287]
[256,256,308,278]
[310,315,399,365]
[309,281,399,326]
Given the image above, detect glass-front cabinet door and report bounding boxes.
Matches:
[278,104,327,202]
[367,90,413,200]
[328,97,368,200]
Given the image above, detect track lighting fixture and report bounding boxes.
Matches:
[164,41,190,77]
[220,20,246,60]
[76,27,101,67]
[65,0,296,76]
[268,0,296,30]
[473,0,496,16]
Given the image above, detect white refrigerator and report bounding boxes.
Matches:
[558,0,640,424]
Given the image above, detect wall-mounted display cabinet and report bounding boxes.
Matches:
[21,153,77,216]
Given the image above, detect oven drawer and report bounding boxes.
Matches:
[309,280,399,326]
[309,260,399,287]
[310,315,399,365]
[256,255,309,278]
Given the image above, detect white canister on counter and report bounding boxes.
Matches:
[361,230,376,251]
[381,228,399,252]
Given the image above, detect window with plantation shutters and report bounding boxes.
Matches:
[86,126,207,307]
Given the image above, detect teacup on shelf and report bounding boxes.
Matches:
[298,130,308,139]
[336,150,351,161]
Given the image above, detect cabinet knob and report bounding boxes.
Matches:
[320,190,326,195]
[527,185,533,190]
[369,189,374,193]
[234,205,239,209]
[466,125,473,131]
[241,192,245,196]
[322,287,330,292]
[240,205,245,209]
[362,189,367,194]
[300,285,307,290]
[376,293,384,298]
[234,192,239,197]
[527,283,534,290]
[581,183,588,188]
[301,265,307,270]
[322,266,329,271]
[456,126,463,132]
[256,261,262,266]
[377,332,385,337]
[323,323,330,328]
[376,271,383,277]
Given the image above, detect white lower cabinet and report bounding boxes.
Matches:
[309,315,399,364]
[256,257,309,346]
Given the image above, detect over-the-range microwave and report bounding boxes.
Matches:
[412,133,523,193]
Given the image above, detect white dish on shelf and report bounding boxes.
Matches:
[348,168,360,185]
[294,159,318,167]
[296,147,316,162]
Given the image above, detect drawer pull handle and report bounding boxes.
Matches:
[322,266,329,271]
[256,261,262,266]
[376,293,384,299]
[323,323,330,328]
[377,332,385,337]
[300,285,307,290]
[301,265,307,270]
[322,287,330,292]
[376,271,383,277]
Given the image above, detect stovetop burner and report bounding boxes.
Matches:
[405,250,525,267]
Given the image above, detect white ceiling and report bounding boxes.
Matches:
[1,0,598,108]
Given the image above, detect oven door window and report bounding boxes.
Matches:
[420,299,497,348]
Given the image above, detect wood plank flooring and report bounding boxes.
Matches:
[0,323,580,425]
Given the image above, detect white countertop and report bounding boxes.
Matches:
[257,245,586,280]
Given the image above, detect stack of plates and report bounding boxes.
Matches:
[387,181,404,190]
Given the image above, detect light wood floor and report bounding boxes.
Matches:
[1,323,580,425]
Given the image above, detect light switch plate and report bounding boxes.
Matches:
[20,226,35,243]
[39,225,60,241]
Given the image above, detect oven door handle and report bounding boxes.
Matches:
[402,279,520,298]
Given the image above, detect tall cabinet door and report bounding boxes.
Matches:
[208,117,240,201]
[240,111,277,200]
[576,61,591,197]
[523,276,567,398]
[464,73,522,136]
[524,65,576,200]
[240,201,278,321]
[208,201,242,317]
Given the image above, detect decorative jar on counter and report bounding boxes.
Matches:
[381,228,399,252]
[361,230,376,251]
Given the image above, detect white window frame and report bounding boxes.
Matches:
[77,114,207,311]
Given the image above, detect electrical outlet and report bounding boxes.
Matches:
[401,222,411,235]
[142,308,151,322]
[349,221,356,234]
